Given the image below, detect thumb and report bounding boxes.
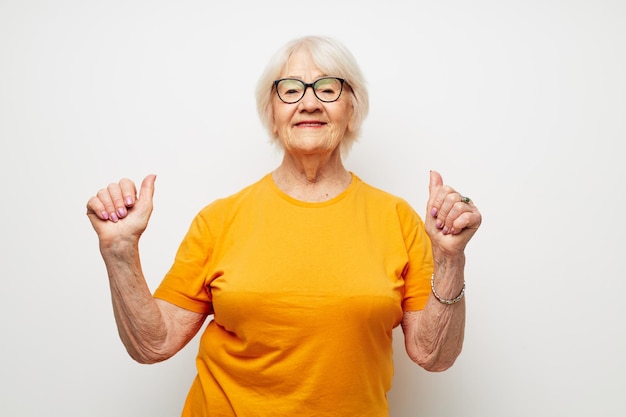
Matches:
[428,170,443,205]
[138,174,157,202]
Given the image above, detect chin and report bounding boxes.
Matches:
[284,133,341,153]
[290,143,337,156]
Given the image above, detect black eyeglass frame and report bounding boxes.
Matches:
[273,77,346,104]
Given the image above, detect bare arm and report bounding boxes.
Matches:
[402,171,481,372]
[402,254,466,371]
[87,175,206,364]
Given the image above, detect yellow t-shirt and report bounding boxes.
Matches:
[154,173,433,417]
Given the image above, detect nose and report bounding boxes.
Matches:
[298,86,322,110]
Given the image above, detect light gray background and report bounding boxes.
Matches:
[1,1,624,416]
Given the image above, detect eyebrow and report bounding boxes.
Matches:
[282,74,329,80]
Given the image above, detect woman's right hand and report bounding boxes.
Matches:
[86,174,156,246]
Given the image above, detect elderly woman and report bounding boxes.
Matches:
[86,36,482,417]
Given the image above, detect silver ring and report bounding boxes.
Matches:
[460,195,471,204]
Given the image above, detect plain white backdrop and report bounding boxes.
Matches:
[1,1,625,416]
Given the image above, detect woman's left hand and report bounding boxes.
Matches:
[425,170,482,257]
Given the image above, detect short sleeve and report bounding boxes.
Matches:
[399,207,433,311]
[153,209,216,315]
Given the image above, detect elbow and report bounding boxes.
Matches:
[129,350,172,365]
[407,345,462,372]
[130,353,163,365]
[417,353,459,372]
[118,327,176,364]
[125,343,174,365]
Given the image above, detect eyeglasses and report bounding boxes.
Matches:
[274,77,345,104]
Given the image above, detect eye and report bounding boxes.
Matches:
[314,78,342,100]
[278,80,303,96]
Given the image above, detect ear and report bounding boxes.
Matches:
[347,101,357,134]
[269,105,278,135]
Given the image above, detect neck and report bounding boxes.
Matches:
[273,149,351,202]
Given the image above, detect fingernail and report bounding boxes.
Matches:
[125,197,133,206]
[110,212,119,222]
[117,207,127,218]
[101,211,109,220]
[431,207,438,217]
[436,220,443,229]
[442,227,449,235]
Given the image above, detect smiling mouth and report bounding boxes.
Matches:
[295,121,326,127]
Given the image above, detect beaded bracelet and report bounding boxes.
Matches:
[430,273,465,305]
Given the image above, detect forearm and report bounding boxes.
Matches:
[100,238,169,364]
[404,252,466,372]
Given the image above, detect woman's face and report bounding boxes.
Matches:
[271,48,354,156]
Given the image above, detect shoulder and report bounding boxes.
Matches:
[196,174,270,217]
[354,174,423,223]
